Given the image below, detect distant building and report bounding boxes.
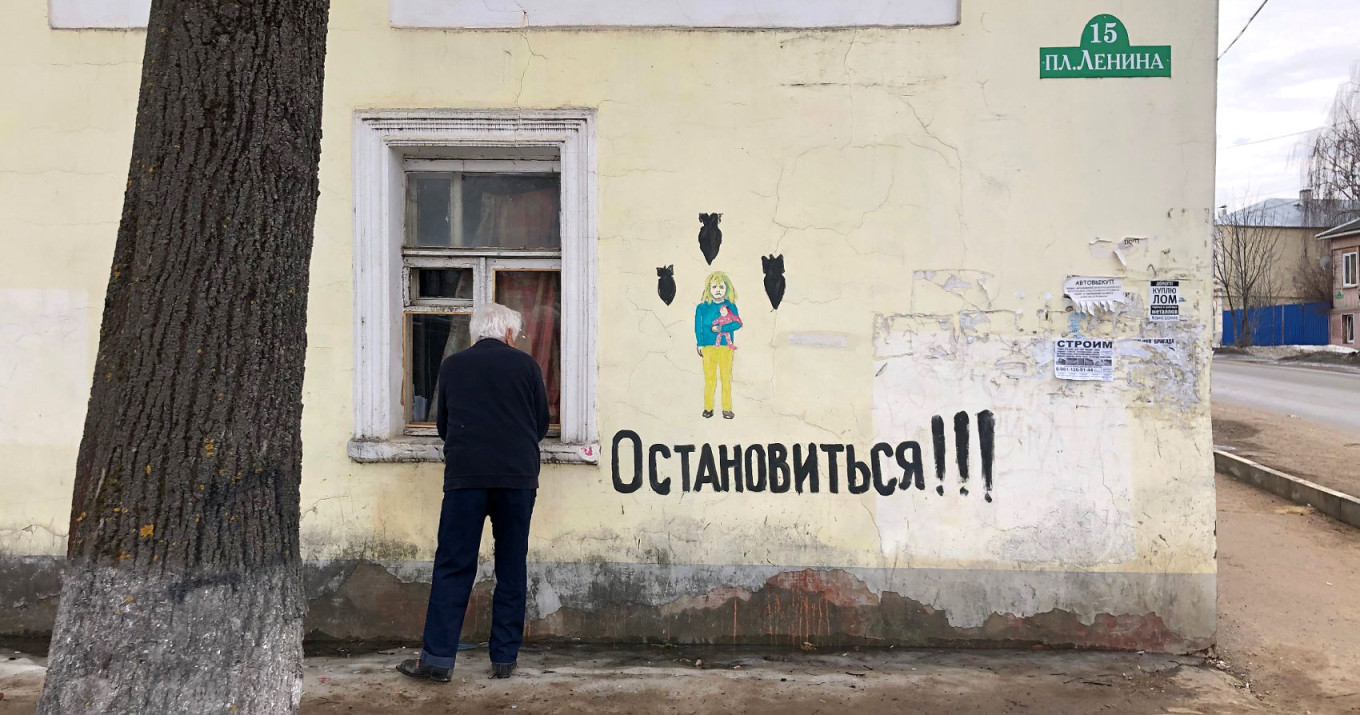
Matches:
[1317,219,1360,347]
[1215,190,1342,306]
[1213,191,1352,346]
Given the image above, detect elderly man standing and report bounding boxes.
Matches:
[398,303,550,682]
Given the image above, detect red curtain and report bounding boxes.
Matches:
[496,271,561,425]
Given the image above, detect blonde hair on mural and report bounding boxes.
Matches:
[699,271,737,303]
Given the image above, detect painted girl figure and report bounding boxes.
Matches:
[694,271,742,419]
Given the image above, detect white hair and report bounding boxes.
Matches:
[470,302,523,341]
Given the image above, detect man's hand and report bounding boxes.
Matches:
[712,325,720,332]
[696,347,703,357]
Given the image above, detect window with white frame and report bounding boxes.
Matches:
[1343,252,1358,288]
[350,111,597,464]
[1345,314,1356,344]
[402,161,564,432]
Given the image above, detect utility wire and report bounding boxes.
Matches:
[1219,0,1271,60]
[1219,127,1318,150]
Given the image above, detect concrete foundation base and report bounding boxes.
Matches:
[3,557,1214,653]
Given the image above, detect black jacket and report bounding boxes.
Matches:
[435,338,551,490]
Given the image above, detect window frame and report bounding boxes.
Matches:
[1343,252,1358,288]
[1345,314,1356,345]
[350,110,598,464]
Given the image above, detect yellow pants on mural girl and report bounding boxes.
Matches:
[701,345,734,412]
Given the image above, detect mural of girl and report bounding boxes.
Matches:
[694,271,742,419]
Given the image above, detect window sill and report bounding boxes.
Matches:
[347,436,599,465]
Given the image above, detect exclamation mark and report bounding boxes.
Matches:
[978,410,995,503]
[954,411,970,496]
[931,415,946,496]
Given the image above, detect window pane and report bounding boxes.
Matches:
[495,270,562,425]
[463,175,560,249]
[414,268,474,300]
[409,175,452,247]
[408,313,472,424]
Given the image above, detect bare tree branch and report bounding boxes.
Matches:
[1307,65,1360,224]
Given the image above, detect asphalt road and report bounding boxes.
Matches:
[1212,357,1360,436]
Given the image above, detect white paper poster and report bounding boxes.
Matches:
[1149,280,1180,322]
[1063,276,1125,313]
[1054,339,1114,381]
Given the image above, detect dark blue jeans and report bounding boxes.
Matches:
[419,488,536,669]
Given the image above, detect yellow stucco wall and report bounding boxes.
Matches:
[0,0,1218,643]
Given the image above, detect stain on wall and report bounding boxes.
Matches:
[3,556,1213,653]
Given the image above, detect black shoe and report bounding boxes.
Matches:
[491,662,517,679]
[397,658,452,683]
[702,410,714,418]
[722,411,735,419]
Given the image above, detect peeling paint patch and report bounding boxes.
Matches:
[913,270,995,312]
[1117,337,1200,414]
[659,585,752,617]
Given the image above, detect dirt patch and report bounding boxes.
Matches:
[1215,474,1360,713]
[1211,417,1261,445]
[1213,402,1360,498]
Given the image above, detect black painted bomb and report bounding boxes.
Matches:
[697,213,723,265]
[762,253,785,309]
[656,265,676,305]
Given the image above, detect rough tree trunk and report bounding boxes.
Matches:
[37,1,329,712]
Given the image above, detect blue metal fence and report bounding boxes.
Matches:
[1222,301,1331,346]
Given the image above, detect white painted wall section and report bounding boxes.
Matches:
[0,290,89,446]
[872,324,1137,567]
[390,0,961,29]
[49,0,150,29]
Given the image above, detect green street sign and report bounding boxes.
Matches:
[1040,14,1171,79]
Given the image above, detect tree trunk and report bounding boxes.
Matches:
[37,1,329,712]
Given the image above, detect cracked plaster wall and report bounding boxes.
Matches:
[0,0,1217,645]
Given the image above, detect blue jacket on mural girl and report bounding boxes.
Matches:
[694,300,741,347]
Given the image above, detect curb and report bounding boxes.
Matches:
[1215,451,1360,529]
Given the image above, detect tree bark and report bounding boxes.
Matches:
[37,1,329,712]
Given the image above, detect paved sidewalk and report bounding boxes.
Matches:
[0,646,1262,715]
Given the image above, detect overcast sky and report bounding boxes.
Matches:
[1217,0,1360,209]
